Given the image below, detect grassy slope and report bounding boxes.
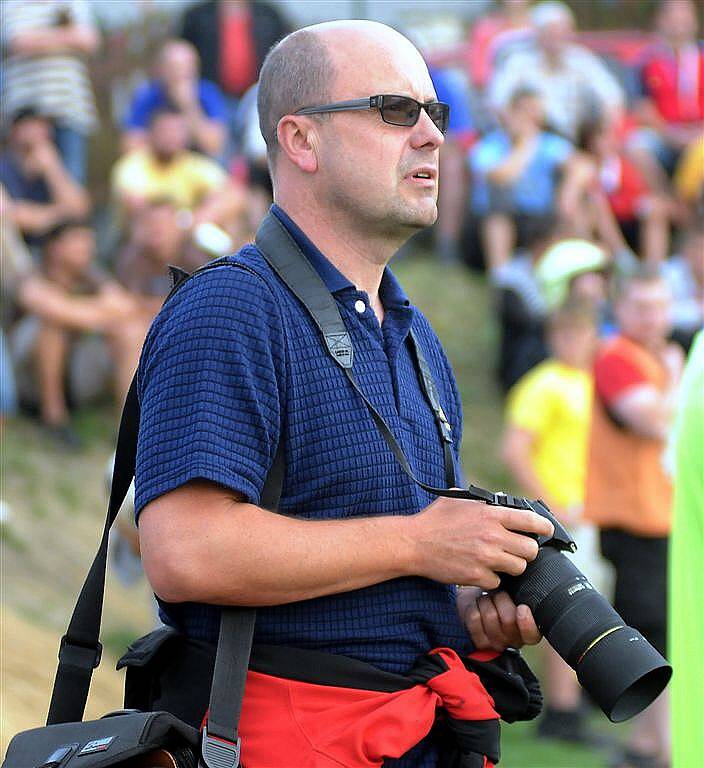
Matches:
[1,255,616,765]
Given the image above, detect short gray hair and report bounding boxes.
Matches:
[257,29,335,166]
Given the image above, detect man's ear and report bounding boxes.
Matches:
[276,116,319,174]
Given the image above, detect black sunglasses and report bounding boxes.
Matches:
[294,94,450,134]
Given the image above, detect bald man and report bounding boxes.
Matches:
[135,22,552,767]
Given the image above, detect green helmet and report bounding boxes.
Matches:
[536,239,608,311]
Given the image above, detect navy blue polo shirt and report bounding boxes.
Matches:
[135,205,473,766]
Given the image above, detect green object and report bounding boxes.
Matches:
[670,331,704,768]
[535,239,608,311]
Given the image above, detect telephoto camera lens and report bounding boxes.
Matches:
[496,498,671,722]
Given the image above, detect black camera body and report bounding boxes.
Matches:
[486,491,671,723]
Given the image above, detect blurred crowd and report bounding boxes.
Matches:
[1,1,702,767]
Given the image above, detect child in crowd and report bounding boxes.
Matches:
[502,300,611,744]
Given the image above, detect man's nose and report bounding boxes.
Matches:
[410,108,445,150]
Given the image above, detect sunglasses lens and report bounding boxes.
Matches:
[381,96,420,126]
[427,103,449,134]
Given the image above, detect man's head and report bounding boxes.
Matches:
[547,300,598,370]
[148,107,189,162]
[44,221,95,280]
[9,108,53,155]
[133,199,185,264]
[655,0,698,46]
[505,87,544,135]
[257,21,445,248]
[531,1,575,59]
[156,39,200,85]
[613,269,672,350]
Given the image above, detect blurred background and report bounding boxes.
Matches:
[1,1,702,766]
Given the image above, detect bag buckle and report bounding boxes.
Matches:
[199,724,240,768]
[58,635,102,669]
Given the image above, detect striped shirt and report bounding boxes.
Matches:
[1,0,97,134]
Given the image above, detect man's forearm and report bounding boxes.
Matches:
[139,485,416,606]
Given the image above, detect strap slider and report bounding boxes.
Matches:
[58,635,102,669]
[200,724,241,768]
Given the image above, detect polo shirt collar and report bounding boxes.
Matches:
[270,204,353,294]
[269,205,412,311]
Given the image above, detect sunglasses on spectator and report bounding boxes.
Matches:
[294,95,450,134]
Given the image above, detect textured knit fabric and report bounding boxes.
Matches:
[135,205,473,767]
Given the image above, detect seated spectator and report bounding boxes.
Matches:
[122,39,227,159]
[1,0,99,183]
[489,1,624,142]
[468,0,535,91]
[502,300,609,745]
[580,116,677,265]
[112,200,199,401]
[0,109,90,251]
[470,88,588,270]
[662,221,704,351]
[430,65,477,264]
[111,107,244,243]
[8,221,138,445]
[630,0,703,187]
[178,0,291,155]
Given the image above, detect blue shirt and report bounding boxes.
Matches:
[429,66,475,138]
[135,205,472,766]
[123,79,227,130]
[470,129,573,214]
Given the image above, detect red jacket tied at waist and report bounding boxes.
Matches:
[204,648,501,768]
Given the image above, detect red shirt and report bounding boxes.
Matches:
[599,154,651,221]
[641,42,704,125]
[219,8,257,97]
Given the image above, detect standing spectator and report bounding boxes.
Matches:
[1,0,99,183]
[122,39,227,159]
[630,0,703,187]
[178,0,291,155]
[584,269,682,768]
[489,1,624,142]
[580,116,676,265]
[669,330,703,768]
[111,107,243,238]
[0,109,90,250]
[503,301,608,744]
[470,88,589,270]
[468,0,535,92]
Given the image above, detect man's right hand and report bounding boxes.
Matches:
[408,497,554,589]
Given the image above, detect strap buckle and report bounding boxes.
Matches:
[58,635,102,669]
[200,724,241,768]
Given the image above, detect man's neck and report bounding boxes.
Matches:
[274,196,402,312]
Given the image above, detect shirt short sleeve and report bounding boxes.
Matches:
[198,80,228,122]
[124,82,161,130]
[135,262,286,516]
[506,365,554,436]
[594,347,649,406]
[470,133,506,175]
[541,132,573,168]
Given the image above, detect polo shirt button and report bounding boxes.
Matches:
[354,300,366,314]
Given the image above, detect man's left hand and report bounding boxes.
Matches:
[458,586,542,651]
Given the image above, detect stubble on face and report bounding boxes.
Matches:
[314,24,442,244]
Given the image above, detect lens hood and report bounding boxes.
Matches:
[576,626,672,722]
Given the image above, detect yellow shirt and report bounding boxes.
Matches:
[673,134,704,203]
[506,359,593,508]
[111,149,227,211]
